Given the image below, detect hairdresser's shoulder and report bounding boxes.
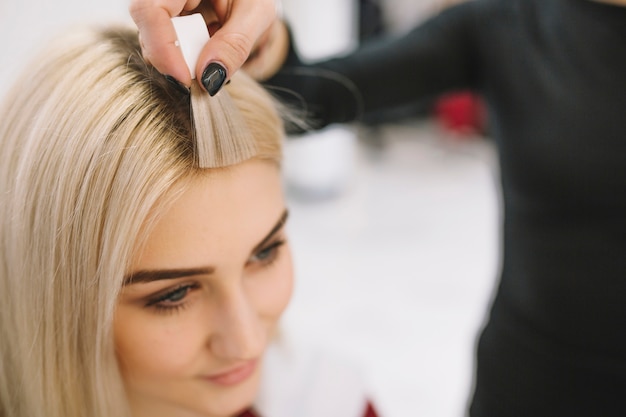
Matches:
[455,0,540,30]
[436,0,511,25]
[467,0,543,16]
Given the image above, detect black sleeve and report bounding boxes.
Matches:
[265,1,482,132]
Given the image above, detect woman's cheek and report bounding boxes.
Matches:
[114,303,209,375]
[250,247,294,319]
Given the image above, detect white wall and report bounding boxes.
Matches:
[0,0,131,99]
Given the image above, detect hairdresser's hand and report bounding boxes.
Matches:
[242,18,290,81]
[130,0,277,95]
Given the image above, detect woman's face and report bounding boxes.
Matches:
[114,160,293,417]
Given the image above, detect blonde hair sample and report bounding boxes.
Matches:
[191,82,258,168]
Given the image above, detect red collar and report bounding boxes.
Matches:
[238,402,378,417]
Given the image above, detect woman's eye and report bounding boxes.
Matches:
[162,286,189,303]
[146,284,197,312]
[250,240,285,265]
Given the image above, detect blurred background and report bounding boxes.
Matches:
[0,1,500,416]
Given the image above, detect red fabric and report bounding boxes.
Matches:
[433,91,487,136]
[238,401,379,417]
[363,401,380,417]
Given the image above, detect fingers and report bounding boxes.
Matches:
[130,0,196,85]
[242,19,290,81]
[196,0,277,94]
[131,0,277,95]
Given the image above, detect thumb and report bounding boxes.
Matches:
[195,0,276,95]
[196,30,251,96]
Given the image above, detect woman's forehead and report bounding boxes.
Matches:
[130,160,285,272]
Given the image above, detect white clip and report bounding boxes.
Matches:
[171,14,210,79]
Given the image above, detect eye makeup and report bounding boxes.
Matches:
[140,237,288,315]
[145,282,202,314]
[248,238,286,267]
[123,209,289,286]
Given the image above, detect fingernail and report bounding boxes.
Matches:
[201,63,227,96]
[164,75,190,95]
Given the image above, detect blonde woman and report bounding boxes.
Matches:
[0,26,377,417]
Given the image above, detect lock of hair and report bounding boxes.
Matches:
[171,13,257,168]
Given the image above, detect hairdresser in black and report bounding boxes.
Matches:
[249,0,626,415]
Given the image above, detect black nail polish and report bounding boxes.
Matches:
[164,75,190,95]
[201,63,227,96]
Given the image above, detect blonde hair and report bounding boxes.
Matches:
[0,25,284,417]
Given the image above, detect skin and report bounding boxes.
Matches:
[114,160,293,417]
[241,19,290,81]
[130,0,277,87]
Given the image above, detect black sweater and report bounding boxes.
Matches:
[268,0,626,415]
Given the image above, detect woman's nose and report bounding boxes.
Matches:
[209,288,266,360]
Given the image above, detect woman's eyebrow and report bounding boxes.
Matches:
[123,210,288,285]
[123,267,214,286]
[252,209,289,253]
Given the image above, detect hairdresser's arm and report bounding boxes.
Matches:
[130,0,276,93]
[264,1,482,130]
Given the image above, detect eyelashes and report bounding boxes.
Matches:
[145,238,287,314]
[248,239,285,267]
[146,283,200,314]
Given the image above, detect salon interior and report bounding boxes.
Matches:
[0,1,499,416]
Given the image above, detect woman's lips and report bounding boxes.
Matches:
[204,359,258,386]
